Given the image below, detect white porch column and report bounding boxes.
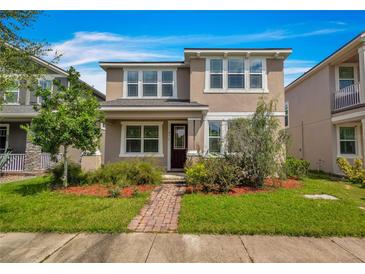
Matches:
[362,119,365,165]
[358,44,365,103]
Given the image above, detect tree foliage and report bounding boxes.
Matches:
[226,98,288,187]
[0,11,58,105]
[23,67,104,187]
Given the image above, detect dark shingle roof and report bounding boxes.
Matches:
[101,99,208,108]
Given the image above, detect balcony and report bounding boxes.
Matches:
[333,83,362,111]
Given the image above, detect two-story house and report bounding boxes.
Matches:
[0,55,105,173]
[285,31,365,174]
[100,48,291,171]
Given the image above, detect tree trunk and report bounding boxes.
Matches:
[63,146,68,188]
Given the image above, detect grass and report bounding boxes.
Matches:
[179,174,365,237]
[0,176,149,233]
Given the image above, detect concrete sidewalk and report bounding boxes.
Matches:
[0,232,364,263]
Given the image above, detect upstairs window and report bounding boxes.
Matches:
[143,71,158,97]
[4,87,19,104]
[228,58,244,89]
[125,70,176,98]
[30,79,52,105]
[210,59,223,89]
[338,66,355,90]
[127,71,139,97]
[162,71,173,97]
[249,59,263,89]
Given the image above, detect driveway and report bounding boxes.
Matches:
[0,232,364,263]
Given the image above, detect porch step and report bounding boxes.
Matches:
[162,173,186,184]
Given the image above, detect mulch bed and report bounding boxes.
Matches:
[185,178,301,196]
[58,184,155,198]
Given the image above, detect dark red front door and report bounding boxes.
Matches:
[171,124,187,169]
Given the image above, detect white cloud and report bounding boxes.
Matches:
[284,59,317,85]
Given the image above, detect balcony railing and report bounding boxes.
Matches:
[333,83,361,111]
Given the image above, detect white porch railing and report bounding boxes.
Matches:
[40,152,57,170]
[333,83,361,111]
[0,154,25,171]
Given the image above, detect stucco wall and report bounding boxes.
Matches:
[286,66,334,172]
[189,58,285,112]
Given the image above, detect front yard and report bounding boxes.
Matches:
[179,174,365,237]
[0,176,149,233]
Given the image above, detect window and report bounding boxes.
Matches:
[127,71,139,97]
[121,123,162,156]
[250,59,263,89]
[173,126,186,149]
[4,86,19,104]
[339,127,356,155]
[162,71,173,97]
[228,58,244,89]
[31,79,52,105]
[285,102,289,127]
[0,125,9,153]
[338,66,355,90]
[143,71,158,96]
[208,121,221,153]
[210,59,223,89]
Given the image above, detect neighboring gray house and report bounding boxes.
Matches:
[0,56,105,173]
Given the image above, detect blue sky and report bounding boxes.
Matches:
[22,11,365,93]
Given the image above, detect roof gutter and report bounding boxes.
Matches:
[101,106,209,111]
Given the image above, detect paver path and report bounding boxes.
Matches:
[128,184,185,232]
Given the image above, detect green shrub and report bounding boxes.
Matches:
[51,161,85,186]
[336,157,365,184]
[108,186,121,198]
[87,159,163,186]
[185,157,239,193]
[284,156,310,179]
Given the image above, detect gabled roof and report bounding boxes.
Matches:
[31,55,105,100]
[286,31,365,92]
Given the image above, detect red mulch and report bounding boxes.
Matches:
[229,178,301,196]
[58,184,155,198]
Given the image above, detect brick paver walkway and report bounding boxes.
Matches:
[128,184,185,232]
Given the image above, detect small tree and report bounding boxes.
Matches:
[226,98,288,187]
[23,67,104,187]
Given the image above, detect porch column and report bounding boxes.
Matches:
[362,119,365,166]
[187,119,195,152]
[24,133,42,172]
[358,44,365,103]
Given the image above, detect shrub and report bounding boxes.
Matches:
[185,157,239,193]
[87,159,163,186]
[51,161,85,186]
[336,157,365,184]
[284,156,310,179]
[108,186,120,198]
[225,98,288,188]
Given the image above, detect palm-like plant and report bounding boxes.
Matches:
[0,151,11,172]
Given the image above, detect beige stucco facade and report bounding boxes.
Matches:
[100,48,291,170]
[285,32,365,174]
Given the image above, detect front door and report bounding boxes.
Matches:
[171,124,187,169]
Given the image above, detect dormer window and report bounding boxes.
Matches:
[123,69,177,98]
[205,57,267,93]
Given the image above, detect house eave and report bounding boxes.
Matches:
[100,106,209,112]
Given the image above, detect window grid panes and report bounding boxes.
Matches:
[125,125,160,154]
[162,71,174,97]
[127,71,139,97]
[339,127,356,155]
[173,126,186,149]
[228,58,244,89]
[285,103,289,127]
[143,71,158,96]
[210,59,223,89]
[249,59,263,89]
[208,121,221,153]
[4,88,19,104]
[0,126,8,153]
[339,67,355,90]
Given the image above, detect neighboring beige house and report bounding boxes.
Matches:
[285,31,365,174]
[0,55,105,173]
[100,48,292,171]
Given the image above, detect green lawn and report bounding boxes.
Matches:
[0,176,149,233]
[179,174,365,237]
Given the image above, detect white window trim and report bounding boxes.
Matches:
[0,124,10,153]
[3,83,20,105]
[33,78,54,105]
[123,69,177,99]
[119,121,164,157]
[336,123,362,158]
[335,63,358,91]
[204,57,268,93]
[285,101,289,128]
